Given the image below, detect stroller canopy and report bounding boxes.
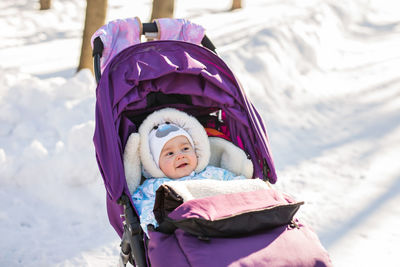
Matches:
[93,40,277,236]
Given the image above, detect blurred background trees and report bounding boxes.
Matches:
[151,0,175,20]
[77,0,242,73]
[78,0,108,72]
[39,0,51,10]
[231,0,242,10]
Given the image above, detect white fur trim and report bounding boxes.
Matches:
[139,108,210,178]
[164,179,269,202]
[209,137,254,179]
[123,133,141,194]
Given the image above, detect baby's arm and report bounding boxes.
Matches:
[221,167,246,181]
[132,179,163,235]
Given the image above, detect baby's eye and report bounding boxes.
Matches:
[167,152,174,156]
[183,147,190,151]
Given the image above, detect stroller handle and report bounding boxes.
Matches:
[142,22,216,53]
[93,22,217,84]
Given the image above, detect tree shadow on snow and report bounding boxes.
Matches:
[318,174,400,248]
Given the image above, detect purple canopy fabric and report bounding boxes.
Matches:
[93,40,277,236]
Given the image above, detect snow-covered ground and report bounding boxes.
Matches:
[1,0,399,266]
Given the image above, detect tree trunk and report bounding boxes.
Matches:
[150,0,175,21]
[231,0,242,10]
[39,0,51,10]
[77,0,108,73]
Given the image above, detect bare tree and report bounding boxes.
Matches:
[39,0,51,10]
[231,0,242,10]
[78,0,108,73]
[150,0,175,21]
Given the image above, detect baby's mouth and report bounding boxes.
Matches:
[177,163,188,168]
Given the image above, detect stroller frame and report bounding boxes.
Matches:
[92,21,275,267]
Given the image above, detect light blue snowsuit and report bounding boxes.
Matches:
[132,165,245,236]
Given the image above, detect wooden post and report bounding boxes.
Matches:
[39,0,51,10]
[77,0,108,73]
[231,0,242,10]
[150,0,175,21]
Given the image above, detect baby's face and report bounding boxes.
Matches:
[159,135,198,179]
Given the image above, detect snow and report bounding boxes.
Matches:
[1,0,399,266]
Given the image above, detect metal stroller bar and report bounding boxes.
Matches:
[92,37,103,84]
[118,194,147,267]
[92,22,217,84]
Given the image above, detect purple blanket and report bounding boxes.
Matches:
[148,189,332,267]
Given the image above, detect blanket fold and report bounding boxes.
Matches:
[153,179,304,237]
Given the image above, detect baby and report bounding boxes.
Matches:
[131,109,246,236]
[150,123,197,179]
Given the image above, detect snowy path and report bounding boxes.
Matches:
[1,0,400,266]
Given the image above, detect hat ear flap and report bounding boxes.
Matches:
[123,133,142,194]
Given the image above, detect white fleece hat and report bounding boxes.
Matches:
[149,123,195,167]
[139,108,210,178]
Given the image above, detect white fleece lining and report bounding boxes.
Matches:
[163,179,270,202]
[208,137,254,179]
[123,108,256,194]
[123,133,141,194]
[123,134,256,194]
[139,108,210,178]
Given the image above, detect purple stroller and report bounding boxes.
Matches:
[92,18,331,267]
